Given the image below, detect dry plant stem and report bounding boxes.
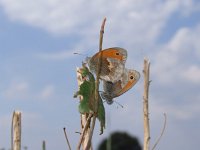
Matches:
[11,111,21,150]
[152,113,167,150]
[63,127,72,150]
[99,18,106,51]
[143,58,151,150]
[85,17,107,150]
[77,114,93,150]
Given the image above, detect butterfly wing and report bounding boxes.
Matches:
[101,80,122,104]
[101,69,140,104]
[87,47,127,82]
[116,69,140,97]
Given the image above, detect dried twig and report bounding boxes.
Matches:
[143,58,151,150]
[85,17,107,150]
[11,111,21,150]
[77,114,93,150]
[152,113,167,150]
[99,18,106,51]
[63,127,72,150]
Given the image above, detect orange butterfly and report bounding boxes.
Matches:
[86,47,127,83]
[101,69,140,104]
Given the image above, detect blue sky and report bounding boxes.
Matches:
[0,0,200,149]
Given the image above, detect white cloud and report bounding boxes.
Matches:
[1,0,199,62]
[22,112,44,128]
[2,80,56,101]
[142,23,200,125]
[40,85,55,99]
[150,97,200,120]
[182,65,200,83]
[152,24,200,85]
[167,25,200,54]
[3,81,29,99]
[178,0,200,16]
[0,0,197,48]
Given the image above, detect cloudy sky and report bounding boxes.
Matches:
[0,0,200,149]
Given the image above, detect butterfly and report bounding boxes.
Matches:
[101,69,140,104]
[86,47,127,83]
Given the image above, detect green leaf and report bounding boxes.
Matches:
[74,64,105,133]
[97,96,105,134]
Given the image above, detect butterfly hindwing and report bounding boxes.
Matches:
[101,69,140,104]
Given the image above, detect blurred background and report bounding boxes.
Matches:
[0,0,200,149]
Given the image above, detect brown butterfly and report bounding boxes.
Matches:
[101,69,140,104]
[86,47,127,82]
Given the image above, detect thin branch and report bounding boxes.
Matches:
[12,111,22,150]
[63,127,72,150]
[99,18,106,51]
[143,58,151,150]
[77,114,93,150]
[85,17,107,150]
[151,113,167,150]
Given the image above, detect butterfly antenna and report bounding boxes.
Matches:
[73,52,88,57]
[114,101,124,108]
[73,52,80,55]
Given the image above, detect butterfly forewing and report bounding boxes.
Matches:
[87,47,127,82]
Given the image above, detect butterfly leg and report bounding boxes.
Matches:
[73,91,80,98]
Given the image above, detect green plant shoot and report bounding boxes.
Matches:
[74,63,105,134]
